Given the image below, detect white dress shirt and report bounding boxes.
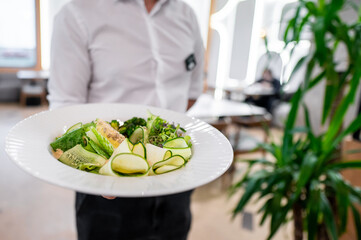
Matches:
[47,0,204,113]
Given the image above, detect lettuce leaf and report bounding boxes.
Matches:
[50,128,87,152]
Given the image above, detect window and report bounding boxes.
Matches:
[0,0,38,69]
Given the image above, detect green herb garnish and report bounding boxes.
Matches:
[147,111,186,147]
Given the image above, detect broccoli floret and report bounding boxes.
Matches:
[110,120,120,131]
[118,117,146,137]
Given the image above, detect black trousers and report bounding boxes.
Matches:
[75,191,193,240]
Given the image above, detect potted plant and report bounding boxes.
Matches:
[230,0,361,239]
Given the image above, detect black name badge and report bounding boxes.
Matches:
[185,53,196,71]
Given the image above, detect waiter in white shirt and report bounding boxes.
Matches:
[47,0,204,239]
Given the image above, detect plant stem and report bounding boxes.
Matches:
[293,202,303,240]
[317,223,330,240]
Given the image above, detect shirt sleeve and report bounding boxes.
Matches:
[188,9,205,100]
[47,3,91,110]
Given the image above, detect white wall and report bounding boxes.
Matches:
[207,0,259,93]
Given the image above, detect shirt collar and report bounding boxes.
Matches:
[115,0,168,3]
[114,0,169,16]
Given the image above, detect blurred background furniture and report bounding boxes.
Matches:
[187,93,266,119]
[0,73,21,102]
[187,93,270,187]
[17,70,49,106]
[230,113,272,156]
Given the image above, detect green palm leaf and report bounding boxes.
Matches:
[351,204,361,240]
[307,180,321,240]
[328,160,361,170]
[320,192,338,240]
[326,171,350,234]
[282,88,303,165]
[323,68,361,149]
[233,176,263,217]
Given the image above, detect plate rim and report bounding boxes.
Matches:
[5,103,234,197]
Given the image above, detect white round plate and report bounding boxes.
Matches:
[5,103,233,197]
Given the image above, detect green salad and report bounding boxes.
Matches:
[50,111,192,176]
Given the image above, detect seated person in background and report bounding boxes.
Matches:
[245,69,281,113]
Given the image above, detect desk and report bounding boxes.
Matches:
[243,84,275,97]
[17,70,49,106]
[17,70,49,80]
[207,83,246,100]
[187,93,266,119]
